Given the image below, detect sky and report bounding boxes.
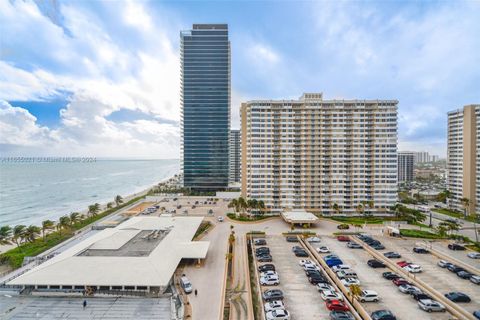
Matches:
[1,0,479,159]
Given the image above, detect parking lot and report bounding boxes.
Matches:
[379,236,480,315]
[431,242,480,270]
[320,236,451,320]
[256,235,329,319]
[154,196,229,216]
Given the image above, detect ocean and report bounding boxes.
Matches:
[0,159,179,226]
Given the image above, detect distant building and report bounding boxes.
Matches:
[447,104,480,214]
[180,24,230,191]
[229,129,241,184]
[241,93,398,215]
[398,152,415,182]
[431,155,440,162]
[414,151,430,163]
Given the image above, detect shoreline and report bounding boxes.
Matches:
[0,173,179,254]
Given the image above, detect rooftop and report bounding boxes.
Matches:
[281,210,319,224]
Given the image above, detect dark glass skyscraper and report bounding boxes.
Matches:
[180,24,230,191]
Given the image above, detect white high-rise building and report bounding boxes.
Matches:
[229,130,241,184]
[447,104,480,214]
[398,152,415,182]
[414,151,430,163]
[241,93,398,215]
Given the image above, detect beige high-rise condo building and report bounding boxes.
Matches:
[241,93,398,215]
[447,104,480,214]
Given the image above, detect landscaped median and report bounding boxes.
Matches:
[226,213,276,223]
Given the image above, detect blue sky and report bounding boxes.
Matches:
[1,0,479,158]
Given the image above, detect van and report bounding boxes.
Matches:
[180,276,193,294]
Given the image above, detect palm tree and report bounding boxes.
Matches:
[25,225,41,242]
[69,212,80,225]
[115,195,123,206]
[238,197,247,215]
[228,199,238,214]
[332,203,340,215]
[12,225,26,248]
[0,226,12,245]
[58,216,71,234]
[106,202,114,209]
[41,220,55,240]
[88,203,100,216]
[355,204,364,216]
[460,197,470,217]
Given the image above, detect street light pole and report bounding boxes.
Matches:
[429,211,432,228]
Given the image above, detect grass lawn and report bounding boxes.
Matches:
[194,221,212,239]
[400,229,444,239]
[330,216,392,225]
[226,213,272,222]
[0,195,145,269]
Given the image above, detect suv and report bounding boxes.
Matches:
[384,252,401,259]
[259,264,276,272]
[367,259,386,268]
[418,299,446,313]
[254,239,267,246]
[359,290,379,302]
[444,292,471,302]
[260,275,280,286]
[263,289,284,301]
[448,243,466,250]
[371,310,396,320]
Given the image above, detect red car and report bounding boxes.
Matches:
[326,299,349,311]
[396,261,411,268]
[392,278,411,286]
[337,236,350,242]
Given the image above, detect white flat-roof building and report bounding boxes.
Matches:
[8,216,209,296]
[281,210,319,226]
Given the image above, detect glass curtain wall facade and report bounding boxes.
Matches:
[180,24,231,191]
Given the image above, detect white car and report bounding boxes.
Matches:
[340,278,360,287]
[437,260,449,268]
[303,264,320,272]
[261,271,279,278]
[470,275,480,284]
[398,284,422,294]
[467,252,480,259]
[298,259,313,267]
[317,283,336,292]
[336,270,358,279]
[217,216,224,222]
[316,246,330,253]
[359,290,379,302]
[264,300,285,312]
[320,290,344,301]
[260,275,280,286]
[418,299,446,312]
[332,264,352,273]
[404,264,422,273]
[306,236,321,243]
[266,309,290,320]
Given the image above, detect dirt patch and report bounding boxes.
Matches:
[123,202,156,216]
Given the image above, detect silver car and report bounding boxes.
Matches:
[418,299,446,313]
[470,275,480,284]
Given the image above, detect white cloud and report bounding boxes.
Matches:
[250,43,280,65]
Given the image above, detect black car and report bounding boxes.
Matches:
[254,239,267,246]
[457,271,473,279]
[258,264,275,272]
[371,310,396,320]
[292,246,303,252]
[411,292,431,301]
[330,311,355,320]
[366,240,381,246]
[448,243,466,250]
[382,272,400,280]
[255,251,270,257]
[445,292,471,302]
[257,254,272,262]
[384,252,401,259]
[262,289,284,301]
[474,310,480,320]
[447,264,465,273]
[368,259,386,268]
[286,236,299,242]
[305,269,322,277]
[372,244,386,250]
[308,274,326,284]
[295,250,309,257]
[413,247,430,254]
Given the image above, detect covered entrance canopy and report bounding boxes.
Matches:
[281,210,319,226]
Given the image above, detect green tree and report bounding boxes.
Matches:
[41,220,55,240]
[356,204,364,217]
[332,203,340,215]
[115,195,123,206]
[69,212,80,225]
[0,226,12,245]
[88,203,100,216]
[25,225,41,242]
[238,197,247,215]
[461,197,470,217]
[106,202,114,209]
[228,198,239,214]
[58,216,71,234]
[12,225,26,248]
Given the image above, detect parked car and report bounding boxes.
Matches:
[292,246,303,252]
[392,278,411,286]
[404,264,422,273]
[468,252,480,259]
[326,299,349,311]
[336,270,358,279]
[337,224,350,230]
[326,259,344,267]
[266,309,290,320]
[298,259,313,266]
[359,290,379,302]
[448,243,466,250]
[367,259,386,268]
[264,300,285,312]
[382,272,400,280]
[324,254,340,260]
[411,292,431,301]
[259,264,275,272]
[260,275,280,286]
[341,278,361,287]
[473,310,480,319]
[304,264,321,272]
[371,244,386,250]
[457,271,473,279]
[317,283,336,292]
[180,276,193,294]
[371,310,397,320]
[317,246,331,253]
[329,311,355,320]
[396,261,411,268]
[332,264,352,272]
[447,265,465,273]
[413,247,430,254]
[257,255,273,262]
[444,292,471,302]
[294,249,308,257]
[306,236,321,242]
[418,299,446,313]
[398,284,422,295]
[384,252,401,258]
[286,236,299,242]
[337,236,350,242]
[309,274,327,284]
[262,289,284,301]
[321,290,344,301]
[254,239,267,246]
[437,260,449,268]
[347,242,362,249]
[470,275,480,284]
[260,270,278,278]
[256,247,270,255]
[217,216,224,222]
